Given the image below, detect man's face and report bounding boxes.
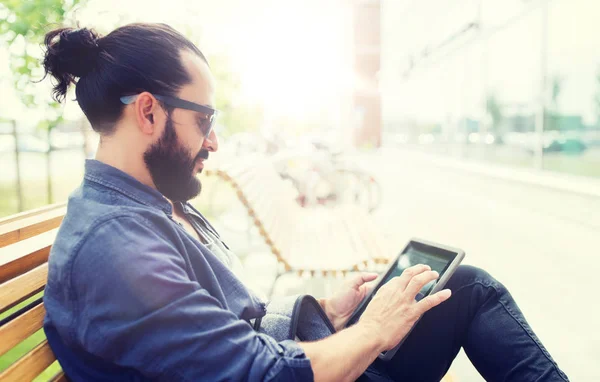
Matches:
[143,115,208,202]
[144,50,218,202]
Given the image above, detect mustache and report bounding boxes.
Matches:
[196,149,209,161]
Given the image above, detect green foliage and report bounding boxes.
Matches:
[0,0,83,130]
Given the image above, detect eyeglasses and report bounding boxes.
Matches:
[120,93,218,138]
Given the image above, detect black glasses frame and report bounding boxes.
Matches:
[120,93,218,137]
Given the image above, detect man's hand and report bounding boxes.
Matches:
[301,265,452,382]
[360,264,452,351]
[320,272,379,331]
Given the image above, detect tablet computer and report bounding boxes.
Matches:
[345,238,465,361]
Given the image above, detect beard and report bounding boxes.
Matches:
[143,115,209,202]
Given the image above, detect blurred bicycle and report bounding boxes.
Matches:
[273,139,382,213]
[212,132,382,216]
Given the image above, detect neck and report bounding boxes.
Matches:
[94,137,156,190]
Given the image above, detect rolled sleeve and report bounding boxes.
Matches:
[69,214,314,381]
[259,337,313,381]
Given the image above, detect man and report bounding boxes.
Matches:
[42,23,569,381]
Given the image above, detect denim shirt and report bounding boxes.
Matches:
[43,160,314,381]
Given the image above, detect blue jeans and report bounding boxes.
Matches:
[359,265,570,382]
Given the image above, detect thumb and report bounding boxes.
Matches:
[352,272,379,288]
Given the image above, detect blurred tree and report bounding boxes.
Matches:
[0,0,83,127]
[0,0,84,205]
[1,2,261,137]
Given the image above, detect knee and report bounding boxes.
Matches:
[446,265,503,291]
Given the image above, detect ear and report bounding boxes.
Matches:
[134,92,159,135]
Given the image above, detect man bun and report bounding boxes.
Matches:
[42,27,101,102]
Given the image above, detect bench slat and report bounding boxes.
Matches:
[253,160,301,255]
[0,207,65,248]
[0,263,48,314]
[341,207,375,266]
[0,339,56,382]
[0,303,46,357]
[0,203,65,227]
[0,229,56,284]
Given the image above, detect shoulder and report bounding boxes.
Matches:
[54,199,185,287]
[60,193,178,254]
[66,208,194,311]
[72,208,182,267]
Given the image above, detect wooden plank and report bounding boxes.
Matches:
[0,303,46,357]
[0,263,48,314]
[0,230,56,284]
[0,339,56,382]
[48,370,67,382]
[0,207,66,248]
[0,203,65,227]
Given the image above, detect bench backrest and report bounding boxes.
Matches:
[206,156,391,273]
[0,203,67,382]
[208,157,309,270]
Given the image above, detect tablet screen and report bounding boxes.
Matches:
[346,240,458,327]
[384,243,456,298]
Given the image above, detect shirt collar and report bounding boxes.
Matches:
[175,201,221,238]
[84,159,173,215]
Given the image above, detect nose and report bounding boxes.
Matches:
[202,129,219,152]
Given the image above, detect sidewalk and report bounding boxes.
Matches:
[366,148,599,381]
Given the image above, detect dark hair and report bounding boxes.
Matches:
[42,23,208,133]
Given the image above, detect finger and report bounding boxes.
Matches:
[349,272,379,289]
[357,272,379,284]
[395,264,431,291]
[405,270,440,298]
[414,289,452,315]
[361,279,379,295]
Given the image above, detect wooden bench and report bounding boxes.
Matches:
[0,203,67,382]
[205,156,394,286]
